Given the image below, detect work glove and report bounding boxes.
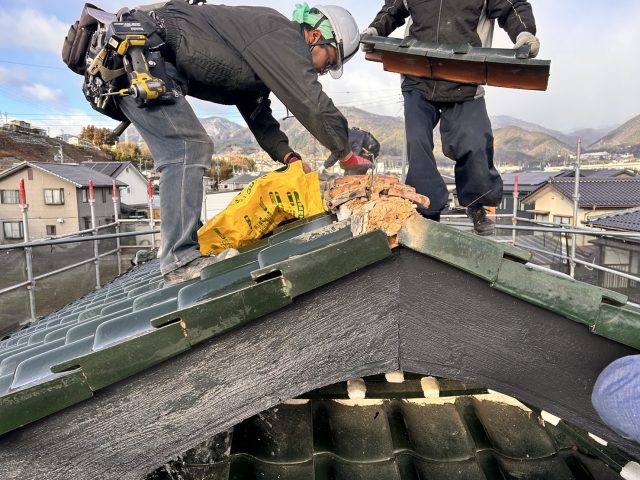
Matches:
[361,27,378,38]
[360,27,379,52]
[514,32,540,58]
[286,152,313,173]
[339,152,374,175]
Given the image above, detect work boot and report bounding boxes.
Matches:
[466,205,495,236]
[339,154,374,176]
[164,249,240,286]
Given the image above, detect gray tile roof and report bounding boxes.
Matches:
[528,178,640,208]
[220,173,262,185]
[0,161,127,188]
[590,208,640,232]
[81,161,132,178]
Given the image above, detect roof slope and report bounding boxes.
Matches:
[0,161,127,188]
[590,207,640,232]
[82,161,131,178]
[151,377,631,480]
[0,216,639,479]
[526,178,640,208]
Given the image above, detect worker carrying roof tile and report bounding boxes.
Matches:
[362,0,540,236]
[64,0,374,283]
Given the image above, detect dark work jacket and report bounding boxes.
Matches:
[151,1,350,162]
[369,0,537,103]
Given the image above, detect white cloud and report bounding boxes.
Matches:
[0,66,28,86]
[22,84,64,103]
[0,9,68,55]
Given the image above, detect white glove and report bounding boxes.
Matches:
[514,32,540,58]
[361,27,379,38]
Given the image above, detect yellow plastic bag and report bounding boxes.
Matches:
[198,161,325,255]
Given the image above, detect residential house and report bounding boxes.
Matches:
[0,162,126,243]
[521,177,640,248]
[497,170,637,223]
[589,208,640,300]
[219,173,262,191]
[67,137,98,150]
[1,120,46,136]
[82,161,148,208]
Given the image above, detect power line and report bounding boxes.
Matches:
[0,60,67,71]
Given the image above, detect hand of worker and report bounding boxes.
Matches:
[285,152,313,174]
[360,27,378,38]
[514,32,540,58]
[360,27,378,52]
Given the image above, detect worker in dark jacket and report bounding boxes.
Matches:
[114,1,372,282]
[364,0,540,235]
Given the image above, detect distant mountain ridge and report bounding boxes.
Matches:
[119,108,639,169]
[589,114,640,151]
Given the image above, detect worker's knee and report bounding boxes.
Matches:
[185,137,214,168]
[592,355,640,441]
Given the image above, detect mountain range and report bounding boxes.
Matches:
[124,107,640,169]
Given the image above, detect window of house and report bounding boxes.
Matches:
[46,225,57,236]
[27,168,33,181]
[102,188,107,203]
[3,221,23,240]
[83,217,92,230]
[519,202,535,211]
[553,215,572,226]
[534,213,550,223]
[82,189,89,203]
[0,190,20,204]
[44,188,65,205]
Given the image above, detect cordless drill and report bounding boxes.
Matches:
[103,21,167,104]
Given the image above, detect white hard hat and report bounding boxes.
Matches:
[312,5,359,79]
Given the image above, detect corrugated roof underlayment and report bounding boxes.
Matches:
[0,214,639,479]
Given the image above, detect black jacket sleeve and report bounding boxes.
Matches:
[369,0,410,37]
[237,95,293,163]
[239,27,350,160]
[486,0,537,42]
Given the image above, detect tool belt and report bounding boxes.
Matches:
[62,3,176,123]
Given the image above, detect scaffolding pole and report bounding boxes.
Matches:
[570,139,581,278]
[19,179,36,321]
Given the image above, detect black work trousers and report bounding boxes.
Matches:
[403,90,503,217]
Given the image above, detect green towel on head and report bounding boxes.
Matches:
[292,3,336,47]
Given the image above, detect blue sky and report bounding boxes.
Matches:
[0,0,638,136]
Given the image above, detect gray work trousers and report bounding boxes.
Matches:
[117,77,213,275]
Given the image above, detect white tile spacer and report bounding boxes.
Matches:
[588,433,608,446]
[420,376,440,398]
[347,378,367,400]
[385,371,405,384]
[622,462,640,480]
[540,410,561,427]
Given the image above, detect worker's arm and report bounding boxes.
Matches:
[368,0,410,37]
[236,95,293,163]
[486,0,537,42]
[241,27,350,161]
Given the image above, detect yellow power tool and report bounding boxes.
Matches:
[103,22,167,104]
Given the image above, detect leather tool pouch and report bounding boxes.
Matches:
[61,4,101,75]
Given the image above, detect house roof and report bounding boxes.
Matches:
[220,173,262,185]
[81,161,133,179]
[0,161,127,188]
[524,178,640,208]
[589,207,640,232]
[558,169,637,179]
[152,376,634,480]
[0,215,639,478]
